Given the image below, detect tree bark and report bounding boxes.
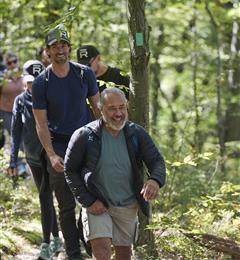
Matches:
[127,0,150,128]
[191,4,201,153]
[205,2,225,164]
[127,0,157,257]
[150,24,163,134]
[225,20,240,142]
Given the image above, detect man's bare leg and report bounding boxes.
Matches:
[90,237,112,260]
[114,245,132,260]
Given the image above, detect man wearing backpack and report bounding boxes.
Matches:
[32,24,100,260]
[8,60,64,259]
[64,87,166,260]
[77,45,130,99]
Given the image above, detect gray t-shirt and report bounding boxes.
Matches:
[93,127,135,206]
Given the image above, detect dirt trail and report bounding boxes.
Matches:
[2,235,91,260]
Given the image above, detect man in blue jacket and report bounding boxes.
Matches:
[64,87,166,260]
[8,60,63,259]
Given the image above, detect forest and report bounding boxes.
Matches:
[1,0,240,259]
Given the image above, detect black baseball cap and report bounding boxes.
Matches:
[77,45,100,65]
[22,60,44,83]
[45,25,70,46]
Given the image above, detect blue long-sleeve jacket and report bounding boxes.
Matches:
[64,119,166,217]
[10,90,42,168]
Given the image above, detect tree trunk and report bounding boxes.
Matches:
[127,0,157,257]
[191,5,201,153]
[205,2,225,169]
[127,0,150,128]
[150,24,164,135]
[225,20,240,142]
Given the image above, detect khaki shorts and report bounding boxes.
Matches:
[81,202,139,246]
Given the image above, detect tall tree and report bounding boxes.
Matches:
[205,2,225,159]
[127,0,149,127]
[127,0,157,256]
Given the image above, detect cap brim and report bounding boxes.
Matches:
[47,39,70,46]
[78,59,90,65]
[23,75,35,83]
[47,39,57,46]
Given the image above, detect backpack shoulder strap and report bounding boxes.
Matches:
[43,65,51,88]
[43,63,87,87]
[70,62,86,83]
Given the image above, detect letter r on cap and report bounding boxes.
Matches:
[79,49,88,58]
[33,65,42,75]
[61,31,68,39]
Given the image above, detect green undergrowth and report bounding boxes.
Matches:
[0,154,41,256]
[13,227,42,244]
[1,147,240,259]
[0,230,18,255]
[150,182,240,259]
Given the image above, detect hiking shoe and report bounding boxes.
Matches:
[49,237,64,254]
[39,242,51,260]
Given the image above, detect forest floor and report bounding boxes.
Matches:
[1,230,150,260]
[2,234,92,260]
[2,237,146,260]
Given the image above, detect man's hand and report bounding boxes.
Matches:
[140,179,160,201]
[87,200,107,215]
[49,154,64,173]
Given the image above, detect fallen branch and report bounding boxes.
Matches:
[184,232,240,257]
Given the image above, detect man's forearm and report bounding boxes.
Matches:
[89,93,101,119]
[33,109,56,158]
[36,123,55,158]
[92,106,101,119]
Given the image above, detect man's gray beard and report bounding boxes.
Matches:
[102,115,127,131]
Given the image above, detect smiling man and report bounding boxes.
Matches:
[32,25,100,260]
[64,87,166,260]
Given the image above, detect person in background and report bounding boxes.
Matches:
[32,25,100,260]
[36,47,51,68]
[0,52,26,176]
[64,87,166,260]
[8,60,64,260]
[77,45,130,99]
[0,49,6,149]
[0,49,6,74]
[0,52,24,134]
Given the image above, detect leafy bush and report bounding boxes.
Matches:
[150,182,240,259]
[0,149,41,255]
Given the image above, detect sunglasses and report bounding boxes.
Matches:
[7,59,17,66]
